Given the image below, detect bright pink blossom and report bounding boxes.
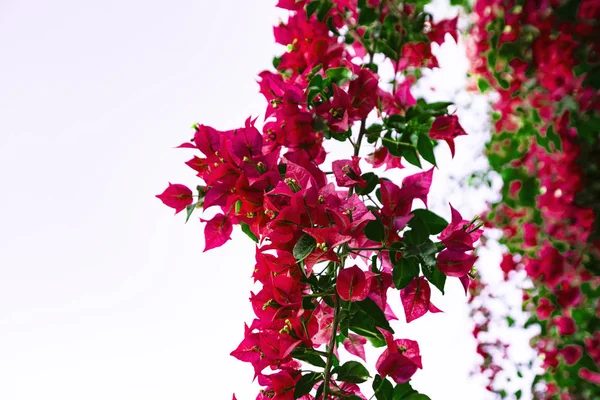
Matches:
[156,183,194,214]
[400,277,442,323]
[375,328,422,383]
[337,265,370,302]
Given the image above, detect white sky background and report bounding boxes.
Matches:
[0,0,532,399]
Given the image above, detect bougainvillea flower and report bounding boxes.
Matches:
[437,249,478,277]
[348,67,379,119]
[260,370,297,400]
[366,146,404,170]
[375,328,422,383]
[556,284,582,308]
[378,80,416,114]
[316,84,352,133]
[554,316,576,336]
[201,213,233,251]
[560,345,583,365]
[343,333,367,361]
[332,156,366,188]
[336,265,371,302]
[427,16,458,45]
[536,298,554,320]
[429,115,467,157]
[579,368,600,385]
[400,168,434,208]
[400,277,442,322]
[379,179,411,217]
[156,183,194,214]
[303,227,353,275]
[499,253,516,278]
[439,203,483,242]
[398,42,438,69]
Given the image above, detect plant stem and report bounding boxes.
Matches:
[321,293,341,399]
[354,118,367,157]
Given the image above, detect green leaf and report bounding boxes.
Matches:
[546,124,562,151]
[356,297,394,332]
[382,136,402,157]
[294,372,322,398]
[306,1,320,18]
[272,56,282,69]
[316,0,333,22]
[407,214,429,244]
[365,217,386,242]
[373,375,394,400]
[349,310,386,344]
[515,390,522,399]
[417,134,436,166]
[477,77,490,92]
[326,67,353,85]
[411,209,448,235]
[308,73,324,92]
[518,177,538,207]
[404,395,431,400]
[358,6,377,25]
[315,382,324,400]
[376,39,398,60]
[402,145,422,168]
[291,348,326,368]
[422,101,453,111]
[185,203,197,223]
[293,234,317,262]
[336,361,370,383]
[394,382,417,399]
[393,257,420,289]
[357,172,379,196]
[240,222,258,243]
[421,259,446,294]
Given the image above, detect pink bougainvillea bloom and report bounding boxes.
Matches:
[201,213,233,252]
[554,316,576,336]
[303,227,352,275]
[536,298,554,320]
[579,368,600,385]
[429,115,467,157]
[400,276,442,323]
[556,284,582,308]
[427,16,459,45]
[348,67,379,119]
[394,80,416,108]
[400,167,434,208]
[343,333,367,361]
[458,274,470,295]
[439,203,482,242]
[375,328,422,383]
[560,345,583,365]
[156,183,193,214]
[337,265,370,302]
[500,253,516,277]
[437,249,478,277]
[332,157,366,188]
[366,146,404,170]
[441,230,475,252]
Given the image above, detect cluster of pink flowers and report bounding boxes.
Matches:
[158,1,478,398]
[468,0,600,397]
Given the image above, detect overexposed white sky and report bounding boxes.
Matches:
[0,1,524,399]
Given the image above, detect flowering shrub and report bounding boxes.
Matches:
[466,0,600,398]
[157,0,480,398]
